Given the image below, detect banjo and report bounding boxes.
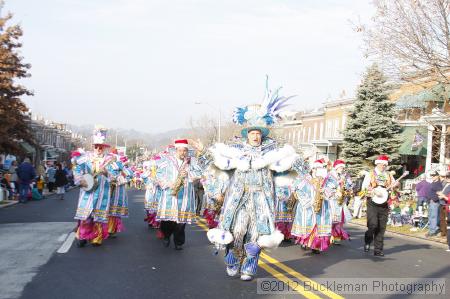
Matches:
[81,173,97,192]
[371,171,409,204]
[81,156,116,192]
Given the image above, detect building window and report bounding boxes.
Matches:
[308,127,311,142]
[313,123,317,140]
[334,118,340,137]
[326,120,332,138]
[320,122,324,139]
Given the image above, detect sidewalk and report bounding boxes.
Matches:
[0,186,79,209]
[350,217,447,245]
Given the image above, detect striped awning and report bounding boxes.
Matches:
[19,142,36,154]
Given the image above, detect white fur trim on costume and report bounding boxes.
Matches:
[274,172,296,187]
[207,228,234,245]
[257,230,284,249]
[252,145,297,170]
[269,153,299,172]
[211,143,250,171]
[374,160,388,165]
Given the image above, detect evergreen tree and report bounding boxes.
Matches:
[0,12,34,155]
[342,64,401,177]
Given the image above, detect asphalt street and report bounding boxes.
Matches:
[0,189,449,299]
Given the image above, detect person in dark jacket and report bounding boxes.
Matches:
[54,163,68,200]
[415,175,430,211]
[17,158,36,203]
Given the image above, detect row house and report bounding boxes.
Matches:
[23,114,85,166]
[279,98,353,161]
[278,80,449,179]
[391,80,450,176]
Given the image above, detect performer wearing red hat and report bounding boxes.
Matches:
[291,158,332,254]
[324,160,353,245]
[361,155,396,256]
[155,139,202,250]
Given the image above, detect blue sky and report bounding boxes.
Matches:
[4,0,374,133]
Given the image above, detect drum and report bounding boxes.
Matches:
[81,174,98,192]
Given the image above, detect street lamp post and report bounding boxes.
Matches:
[195,101,221,143]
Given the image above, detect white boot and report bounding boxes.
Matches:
[240,274,253,281]
[226,266,239,277]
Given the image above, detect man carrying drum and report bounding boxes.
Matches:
[71,126,113,247]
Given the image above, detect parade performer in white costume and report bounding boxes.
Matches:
[325,159,353,245]
[196,81,309,281]
[72,127,113,247]
[201,165,230,229]
[155,139,203,250]
[106,151,133,237]
[291,158,332,253]
[142,155,162,229]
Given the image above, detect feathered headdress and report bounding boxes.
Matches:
[232,76,295,138]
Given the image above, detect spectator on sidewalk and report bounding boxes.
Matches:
[0,171,12,198]
[415,174,430,211]
[37,162,46,178]
[17,158,36,203]
[8,161,18,198]
[46,164,56,193]
[54,163,68,200]
[36,176,45,197]
[437,172,450,248]
[426,171,443,237]
[438,172,449,237]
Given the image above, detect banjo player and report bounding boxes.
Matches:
[361,155,398,257]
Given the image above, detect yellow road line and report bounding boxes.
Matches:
[195,217,343,299]
[196,219,210,231]
[260,253,344,299]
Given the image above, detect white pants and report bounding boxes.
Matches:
[57,187,65,194]
[353,196,363,218]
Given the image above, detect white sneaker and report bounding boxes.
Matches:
[226,266,239,277]
[240,274,253,281]
[446,249,450,252]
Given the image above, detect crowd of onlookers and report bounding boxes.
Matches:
[381,170,450,250]
[414,171,450,239]
[0,158,74,203]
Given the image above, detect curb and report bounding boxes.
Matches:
[0,186,79,208]
[348,221,448,249]
[0,200,19,209]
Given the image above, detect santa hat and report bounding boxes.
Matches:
[174,139,189,148]
[312,158,326,169]
[333,159,346,170]
[71,151,81,158]
[375,155,389,165]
